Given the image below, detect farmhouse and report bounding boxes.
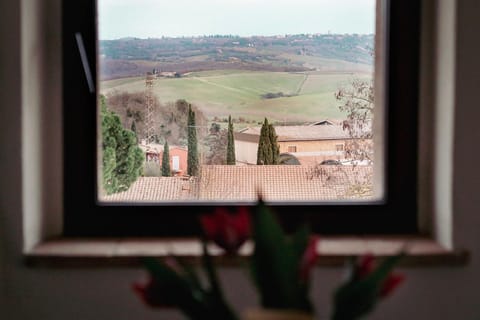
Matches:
[234,121,367,165]
[138,143,188,176]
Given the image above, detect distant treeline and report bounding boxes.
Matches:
[99,33,373,80]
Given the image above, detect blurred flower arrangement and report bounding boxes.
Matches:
[132,199,405,320]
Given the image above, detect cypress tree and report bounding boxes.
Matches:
[131,120,137,135]
[257,118,272,165]
[187,104,199,176]
[268,123,280,164]
[226,115,236,165]
[131,120,137,143]
[161,141,171,176]
[101,95,144,195]
[256,118,280,165]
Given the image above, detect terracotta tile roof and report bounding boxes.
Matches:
[99,176,195,202]
[238,125,351,141]
[233,132,260,143]
[198,165,373,202]
[100,165,373,203]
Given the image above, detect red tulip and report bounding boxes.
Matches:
[299,235,320,283]
[132,276,172,308]
[354,253,405,298]
[200,206,251,254]
[380,272,405,297]
[354,253,375,279]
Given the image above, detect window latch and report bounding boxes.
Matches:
[75,32,95,94]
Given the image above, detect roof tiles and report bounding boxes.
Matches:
[100,165,373,203]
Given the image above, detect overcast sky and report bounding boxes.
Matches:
[98,0,375,40]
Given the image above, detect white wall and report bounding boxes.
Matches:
[1,0,480,319]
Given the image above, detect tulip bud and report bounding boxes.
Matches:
[200,206,251,254]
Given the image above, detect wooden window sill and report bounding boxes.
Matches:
[24,236,469,268]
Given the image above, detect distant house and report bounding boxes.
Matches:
[138,143,188,176]
[234,123,364,165]
[159,71,178,78]
[308,119,337,126]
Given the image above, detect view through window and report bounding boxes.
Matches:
[97,0,379,204]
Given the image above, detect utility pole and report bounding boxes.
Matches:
[144,70,156,144]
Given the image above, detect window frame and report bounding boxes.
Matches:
[62,0,420,237]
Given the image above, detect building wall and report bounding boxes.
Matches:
[278,139,346,153]
[235,139,351,165]
[158,148,188,175]
[235,140,258,164]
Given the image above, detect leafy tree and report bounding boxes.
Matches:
[101,95,144,195]
[161,141,171,177]
[257,118,279,165]
[187,104,199,176]
[226,115,236,165]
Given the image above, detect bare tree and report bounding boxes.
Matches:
[335,78,374,164]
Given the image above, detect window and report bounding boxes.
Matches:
[335,144,344,152]
[172,156,180,172]
[63,0,420,237]
[288,146,297,153]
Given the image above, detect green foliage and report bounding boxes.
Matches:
[134,200,404,319]
[256,118,280,165]
[187,104,199,176]
[250,200,314,312]
[269,124,280,165]
[226,115,236,165]
[161,141,171,177]
[257,118,270,165]
[279,153,301,165]
[141,241,239,320]
[101,95,144,195]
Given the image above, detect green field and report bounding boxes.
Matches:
[100,69,372,124]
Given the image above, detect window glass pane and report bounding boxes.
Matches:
[97,0,380,204]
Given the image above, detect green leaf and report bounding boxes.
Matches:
[174,256,204,294]
[290,223,314,311]
[201,239,221,294]
[291,224,310,267]
[250,201,310,311]
[141,257,209,320]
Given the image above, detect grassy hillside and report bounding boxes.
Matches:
[100,69,372,124]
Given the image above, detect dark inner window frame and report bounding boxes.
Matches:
[63,0,420,237]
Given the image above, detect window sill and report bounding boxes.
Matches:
[24,236,469,268]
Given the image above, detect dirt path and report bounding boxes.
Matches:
[295,73,308,95]
[191,76,248,94]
